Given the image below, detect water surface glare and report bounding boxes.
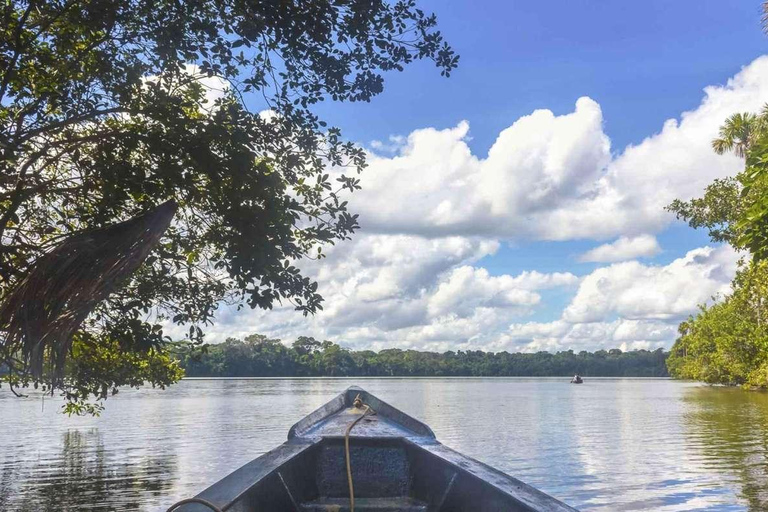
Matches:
[1,378,767,511]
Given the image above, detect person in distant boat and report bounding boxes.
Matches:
[571,374,583,384]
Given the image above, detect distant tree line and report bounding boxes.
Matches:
[176,334,669,377]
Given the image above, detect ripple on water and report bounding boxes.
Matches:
[0,378,767,511]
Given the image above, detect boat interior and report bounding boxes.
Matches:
[172,386,577,512]
[219,436,527,512]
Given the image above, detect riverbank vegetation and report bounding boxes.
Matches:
[666,260,768,387]
[177,334,669,377]
[666,47,768,387]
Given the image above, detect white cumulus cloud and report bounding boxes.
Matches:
[564,245,738,323]
[579,235,661,263]
[189,233,578,350]
[346,56,768,242]
[498,245,740,353]
[500,319,678,353]
[426,266,577,318]
[195,56,768,353]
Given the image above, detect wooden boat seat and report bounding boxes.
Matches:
[300,496,428,512]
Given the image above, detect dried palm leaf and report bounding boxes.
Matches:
[0,200,178,382]
[764,2,768,34]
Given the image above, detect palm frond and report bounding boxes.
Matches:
[0,200,177,382]
[763,2,768,35]
[712,112,759,158]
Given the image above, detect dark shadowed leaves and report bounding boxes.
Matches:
[0,0,457,412]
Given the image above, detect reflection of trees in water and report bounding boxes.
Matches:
[683,387,768,511]
[0,429,176,511]
[0,462,19,511]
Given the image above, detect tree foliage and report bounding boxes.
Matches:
[0,0,457,410]
[666,77,768,387]
[178,334,670,378]
[665,1,768,383]
[667,108,768,251]
[667,260,768,388]
[666,177,743,245]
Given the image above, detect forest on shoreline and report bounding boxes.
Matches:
[176,334,669,378]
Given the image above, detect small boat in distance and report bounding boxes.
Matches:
[571,375,583,384]
[166,386,578,512]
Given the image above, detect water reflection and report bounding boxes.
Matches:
[2,379,768,511]
[0,429,176,511]
[683,387,768,511]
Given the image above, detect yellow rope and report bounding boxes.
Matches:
[345,393,375,512]
[165,497,224,512]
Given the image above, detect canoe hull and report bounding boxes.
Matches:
[171,386,578,512]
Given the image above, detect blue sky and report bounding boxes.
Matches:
[314,1,767,154]
[207,1,768,353]
[310,0,763,267]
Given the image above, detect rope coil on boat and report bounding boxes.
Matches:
[345,393,376,512]
[165,497,224,512]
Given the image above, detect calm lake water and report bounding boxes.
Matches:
[1,378,767,511]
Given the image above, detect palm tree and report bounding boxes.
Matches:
[712,112,763,158]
